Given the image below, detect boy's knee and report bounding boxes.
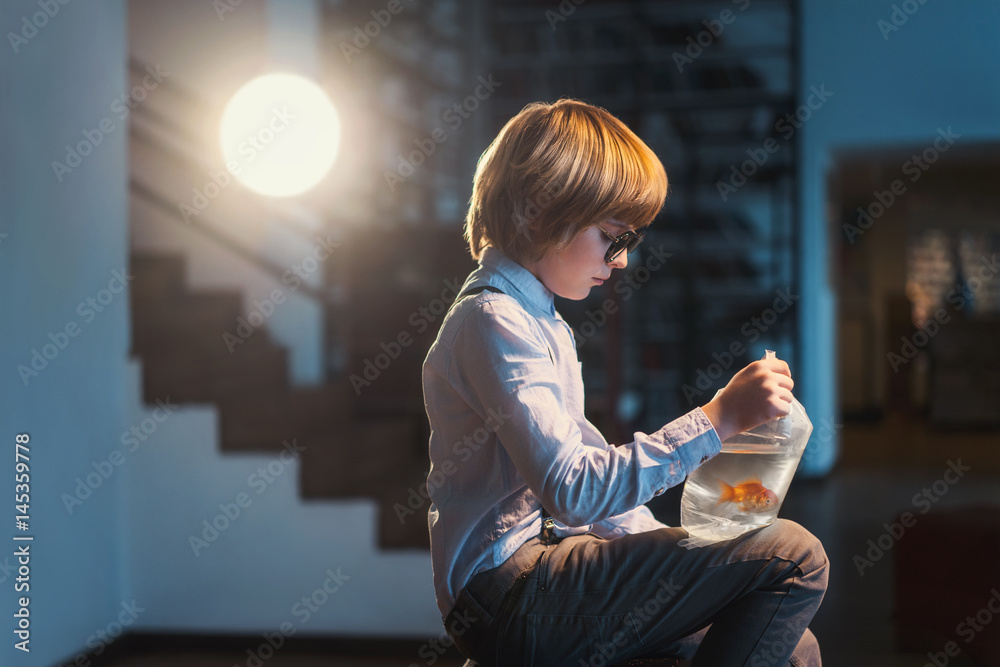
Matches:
[790,627,821,667]
[782,520,829,594]
[761,519,829,581]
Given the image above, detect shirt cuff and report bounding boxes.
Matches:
[591,505,669,539]
[659,406,723,475]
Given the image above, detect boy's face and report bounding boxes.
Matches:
[525,219,630,300]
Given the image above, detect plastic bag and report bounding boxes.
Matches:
[678,351,813,548]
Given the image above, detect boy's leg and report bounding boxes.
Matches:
[659,626,821,667]
[449,518,827,667]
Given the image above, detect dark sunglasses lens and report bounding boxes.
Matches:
[623,232,645,255]
[605,232,643,262]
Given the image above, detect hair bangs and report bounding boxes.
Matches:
[590,117,668,231]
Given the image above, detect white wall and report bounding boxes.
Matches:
[0,2,130,665]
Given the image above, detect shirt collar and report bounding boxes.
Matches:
[479,246,556,317]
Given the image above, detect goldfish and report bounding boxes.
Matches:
[716,478,780,513]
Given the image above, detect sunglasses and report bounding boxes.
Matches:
[597,225,645,263]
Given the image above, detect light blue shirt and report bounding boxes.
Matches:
[422,246,722,619]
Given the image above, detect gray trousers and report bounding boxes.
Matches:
[443,519,828,666]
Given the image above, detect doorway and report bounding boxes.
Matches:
[828,143,1000,471]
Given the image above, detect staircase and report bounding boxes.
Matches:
[129,251,432,549]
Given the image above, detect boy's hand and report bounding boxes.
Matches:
[700,358,794,442]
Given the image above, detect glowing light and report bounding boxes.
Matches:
[220,73,340,197]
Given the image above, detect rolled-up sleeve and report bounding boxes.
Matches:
[449,298,722,528]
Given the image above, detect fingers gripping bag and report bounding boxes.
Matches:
[679,350,813,548]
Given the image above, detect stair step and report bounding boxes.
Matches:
[130,253,186,298]
[129,248,434,549]
[378,474,432,550]
[132,293,257,356]
[132,328,279,358]
[137,327,280,356]
[133,291,244,325]
[141,345,289,404]
[299,417,417,499]
[218,385,352,451]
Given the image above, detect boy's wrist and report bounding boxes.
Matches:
[701,400,733,442]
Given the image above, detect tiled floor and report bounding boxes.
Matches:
[100,414,998,667]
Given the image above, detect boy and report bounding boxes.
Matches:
[421,99,828,666]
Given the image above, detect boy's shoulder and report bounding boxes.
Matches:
[447,285,524,332]
[435,286,544,349]
[424,283,560,377]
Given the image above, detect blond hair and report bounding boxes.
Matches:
[464,99,667,265]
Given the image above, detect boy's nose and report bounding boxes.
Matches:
[609,252,628,270]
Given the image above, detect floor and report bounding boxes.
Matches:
[104,658,428,667]
[784,410,999,667]
[98,412,997,667]
[783,472,994,667]
[104,658,466,667]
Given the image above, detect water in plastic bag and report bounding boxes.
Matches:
[679,351,813,548]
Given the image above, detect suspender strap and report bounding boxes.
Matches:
[455,284,505,303]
